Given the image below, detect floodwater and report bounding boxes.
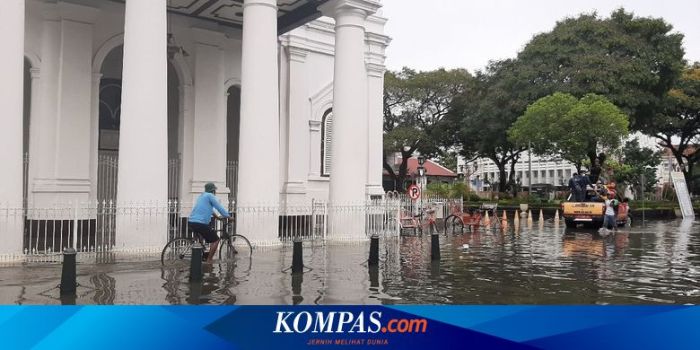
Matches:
[0,219,698,305]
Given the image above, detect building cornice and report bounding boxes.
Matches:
[319,0,381,18]
[41,1,99,24]
[287,46,308,63]
[366,62,386,78]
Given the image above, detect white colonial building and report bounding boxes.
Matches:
[0,0,389,255]
[458,133,668,192]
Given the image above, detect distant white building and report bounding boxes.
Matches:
[459,154,577,189]
[456,133,671,189]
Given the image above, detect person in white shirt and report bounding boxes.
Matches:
[602,195,617,230]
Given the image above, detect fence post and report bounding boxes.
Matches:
[395,200,401,236]
[72,202,78,251]
[310,199,316,238]
[323,202,328,241]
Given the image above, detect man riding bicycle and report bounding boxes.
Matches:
[188,182,233,263]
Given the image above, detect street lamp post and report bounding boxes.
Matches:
[457,165,464,185]
[417,156,426,214]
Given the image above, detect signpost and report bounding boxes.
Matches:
[671,172,695,219]
[408,184,421,200]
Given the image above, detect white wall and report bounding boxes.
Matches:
[22,0,388,207]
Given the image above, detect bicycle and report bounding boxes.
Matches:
[444,203,501,234]
[416,205,439,235]
[161,215,252,266]
[399,204,439,235]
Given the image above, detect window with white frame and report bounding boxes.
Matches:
[321,109,333,176]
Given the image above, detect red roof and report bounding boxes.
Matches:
[383,157,457,178]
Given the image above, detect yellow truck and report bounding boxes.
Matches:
[561,200,629,229]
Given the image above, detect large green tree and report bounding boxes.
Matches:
[509,93,629,170]
[383,68,471,191]
[646,63,700,193]
[448,59,529,193]
[513,9,685,130]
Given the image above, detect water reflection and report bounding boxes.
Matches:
[0,219,698,305]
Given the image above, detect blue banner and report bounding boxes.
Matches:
[1,306,698,349]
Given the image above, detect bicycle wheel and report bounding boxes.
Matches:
[444,215,464,235]
[161,238,194,267]
[219,234,253,261]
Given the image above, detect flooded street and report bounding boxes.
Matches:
[0,219,698,305]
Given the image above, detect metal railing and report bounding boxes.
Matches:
[0,199,403,263]
[389,192,463,221]
[96,153,181,202]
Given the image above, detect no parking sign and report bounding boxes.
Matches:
[408,184,421,200]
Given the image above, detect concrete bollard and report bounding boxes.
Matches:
[368,265,379,289]
[291,273,304,305]
[368,234,379,267]
[60,248,77,296]
[190,242,203,282]
[431,232,440,261]
[292,237,304,274]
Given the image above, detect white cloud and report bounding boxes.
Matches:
[382,0,700,72]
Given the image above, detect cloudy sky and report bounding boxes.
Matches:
[381,0,700,73]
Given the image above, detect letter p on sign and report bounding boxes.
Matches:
[408,185,420,200]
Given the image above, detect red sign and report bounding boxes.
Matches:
[408,184,421,200]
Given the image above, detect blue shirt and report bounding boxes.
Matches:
[188,192,230,224]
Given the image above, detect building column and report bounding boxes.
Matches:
[0,0,25,255]
[237,0,280,245]
[282,44,310,203]
[308,120,322,178]
[321,0,380,239]
[116,0,168,250]
[89,73,102,203]
[365,17,389,198]
[190,28,228,204]
[366,62,386,197]
[31,3,96,208]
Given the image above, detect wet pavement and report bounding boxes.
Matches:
[0,219,698,305]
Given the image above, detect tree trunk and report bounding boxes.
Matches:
[498,166,508,193]
[509,159,518,196]
[396,150,413,193]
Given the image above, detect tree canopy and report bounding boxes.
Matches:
[509,93,629,170]
[645,63,700,191]
[448,59,529,193]
[608,139,661,196]
[513,9,685,130]
[383,67,471,191]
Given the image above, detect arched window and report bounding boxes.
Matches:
[321,109,333,176]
